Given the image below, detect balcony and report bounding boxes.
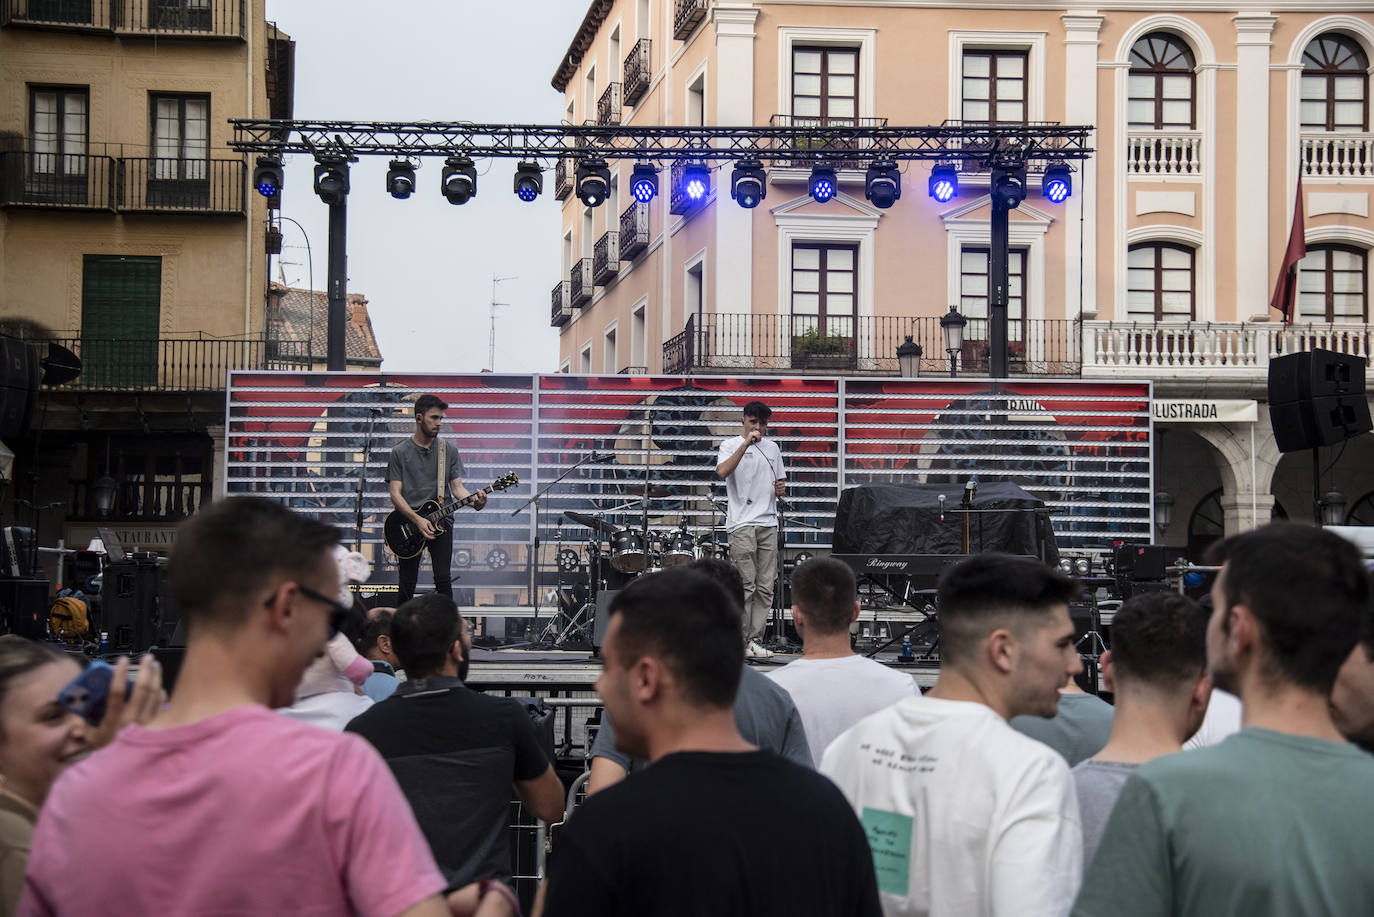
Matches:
[551,280,572,327]
[569,259,593,309]
[117,157,245,214]
[0,149,116,210]
[768,115,890,171]
[554,158,573,201]
[597,82,622,127]
[623,38,651,107]
[1301,132,1374,179]
[1083,321,1374,382]
[592,231,620,285]
[1,0,245,38]
[619,200,649,260]
[32,335,291,392]
[1126,130,1202,177]
[663,313,1080,376]
[673,0,707,40]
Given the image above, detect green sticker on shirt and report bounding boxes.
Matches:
[861,807,912,896]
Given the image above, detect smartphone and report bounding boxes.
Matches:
[57,661,133,724]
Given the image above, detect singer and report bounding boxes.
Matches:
[715,400,786,657]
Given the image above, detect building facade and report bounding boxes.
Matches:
[550,0,1374,552]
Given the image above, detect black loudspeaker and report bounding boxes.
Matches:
[0,337,38,439]
[0,578,49,638]
[100,558,172,653]
[591,589,621,649]
[1268,349,1372,453]
[1114,543,1167,581]
[0,527,35,577]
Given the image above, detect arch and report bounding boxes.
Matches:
[1305,225,1374,249]
[1348,490,1374,525]
[1285,16,1374,69]
[1126,225,1205,248]
[1113,15,1216,67]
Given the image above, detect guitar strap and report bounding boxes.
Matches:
[436,437,447,506]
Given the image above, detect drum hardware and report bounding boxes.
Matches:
[663,528,695,566]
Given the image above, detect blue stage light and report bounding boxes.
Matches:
[1042,163,1072,204]
[630,163,658,203]
[928,164,958,203]
[809,165,837,203]
[681,162,710,201]
[512,162,542,202]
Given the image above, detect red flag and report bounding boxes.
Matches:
[1270,175,1306,324]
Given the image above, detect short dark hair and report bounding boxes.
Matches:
[608,568,743,710]
[791,557,856,634]
[390,593,462,679]
[742,400,772,424]
[936,553,1079,664]
[357,609,394,655]
[686,557,746,610]
[1207,522,1369,693]
[414,393,447,415]
[170,497,340,632]
[1109,591,1208,690]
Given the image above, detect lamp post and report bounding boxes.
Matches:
[1320,488,1347,527]
[940,305,966,377]
[91,476,117,520]
[896,335,922,378]
[1154,491,1174,537]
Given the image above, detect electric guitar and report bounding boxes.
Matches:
[384,473,518,559]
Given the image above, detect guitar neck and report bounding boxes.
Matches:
[425,485,492,523]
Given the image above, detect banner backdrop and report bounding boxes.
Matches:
[226,372,1152,598]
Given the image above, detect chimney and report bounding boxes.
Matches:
[349,294,368,325]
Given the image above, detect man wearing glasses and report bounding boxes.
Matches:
[21,497,507,916]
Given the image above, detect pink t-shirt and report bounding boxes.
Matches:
[20,705,445,916]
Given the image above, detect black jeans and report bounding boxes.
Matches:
[396,526,454,605]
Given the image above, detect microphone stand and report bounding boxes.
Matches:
[354,410,380,553]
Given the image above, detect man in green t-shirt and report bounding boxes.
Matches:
[1072,522,1374,917]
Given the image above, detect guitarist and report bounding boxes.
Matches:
[385,394,487,604]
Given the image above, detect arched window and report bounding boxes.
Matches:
[1297,244,1367,323]
[1128,33,1196,130]
[1127,242,1195,321]
[1301,34,1369,132]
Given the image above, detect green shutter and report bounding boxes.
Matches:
[81,255,160,387]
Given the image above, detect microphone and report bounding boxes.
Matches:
[938,494,946,522]
[591,452,615,462]
[368,407,384,415]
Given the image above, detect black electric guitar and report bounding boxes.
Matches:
[384,473,518,559]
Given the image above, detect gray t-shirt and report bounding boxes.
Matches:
[1010,691,1115,767]
[385,437,465,509]
[591,665,813,772]
[1070,759,1138,867]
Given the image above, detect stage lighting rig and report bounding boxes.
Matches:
[864,159,900,209]
[441,155,477,204]
[576,157,612,207]
[385,159,416,199]
[730,159,766,209]
[808,165,837,203]
[513,161,543,201]
[312,155,349,206]
[630,162,658,203]
[1042,162,1072,203]
[253,155,284,198]
[681,161,710,202]
[990,166,1027,209]
[928,163,957,203]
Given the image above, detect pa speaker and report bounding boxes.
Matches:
[1268,348,1365,403]
[0,578,49,638]
[591,589,621,650]
[1268,349,1371,453]
[0,337,38,440]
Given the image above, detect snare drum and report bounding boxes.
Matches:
[609,529,647,573]
[663,531,695,566]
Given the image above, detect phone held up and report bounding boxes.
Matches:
[57,661,133,724]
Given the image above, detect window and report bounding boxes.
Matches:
[29,87,88,198]
[687,72,705,127]
[960,247,1026,343]
[686,260,704,323]
[961,51,1027,124]
[1128,33,1195,130]
[793,47,858,124]
[149,94,209,206]
[631,302,647,367]
[81,255,161,387]
[1297,244,1367,323]
[604,327,618,373]
[791,243,857,341]
[1301,35,1369,132]
[1127,243,1195,321]
[153,0,212,31]
[579,343,592,373]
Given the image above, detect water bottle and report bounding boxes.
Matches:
[98,631,109,655]
[899,635,914,662]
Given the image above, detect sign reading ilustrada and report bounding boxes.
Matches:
[1152,399,1258,424]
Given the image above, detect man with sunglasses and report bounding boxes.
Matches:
[21,497,509,917]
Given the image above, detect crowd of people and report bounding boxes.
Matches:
[0,486,1369,914]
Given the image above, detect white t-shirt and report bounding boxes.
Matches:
[820,696,1082,917]
[280,690,375,732]
[768,654,918,765]
[1183,688,1242,750]
[716,434,785,531]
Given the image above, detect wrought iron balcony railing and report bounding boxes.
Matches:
[592,231,620,285]
[31,335,297,392]
[1,0,245,38]
[768,115,890,170]
[673,0,707,41]
[569,259,593,308]
[1126,130,1202,177]
[117,157,245,214]
[0,149,116,209]
[551,280,572,327]
[554,158,573,201]
[619,200,650,260]
[598,82,622,127]
[623,38,651,107]
[1301,132,1374,179]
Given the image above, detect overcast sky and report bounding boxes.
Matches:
[265,1,589,373]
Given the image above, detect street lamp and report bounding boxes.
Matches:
[940,305,966,377]
[896,335,922,378]
[1320,488,1347,526]
[91,476,117,519]
[1154,491,1174,536]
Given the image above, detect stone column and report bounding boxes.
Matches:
[1234,14,1278,318]
[712,5,759,355]
[1062,13,1104,336]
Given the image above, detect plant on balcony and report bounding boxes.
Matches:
[794,327,849,355]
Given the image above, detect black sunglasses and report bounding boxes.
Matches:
[296,584,352,638]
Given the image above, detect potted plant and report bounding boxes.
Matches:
[792,327,854,370]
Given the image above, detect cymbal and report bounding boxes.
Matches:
[563,510,619,536]
[620,483,672,499]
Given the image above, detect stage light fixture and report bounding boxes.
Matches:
[513,161,543,202]
[312,156,349,206]
[441,154,477,205]
[253,155,284,198]
[575,157,612,207]
[385,159,416,199]
[1041,162,1072,204]
[808,165,837,203]
[630,163,658,203]
[730,159,766,209]
[681,161,710,202]
[864,159,901,209]
[928,164,958,203]
[990,166,1027,209]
